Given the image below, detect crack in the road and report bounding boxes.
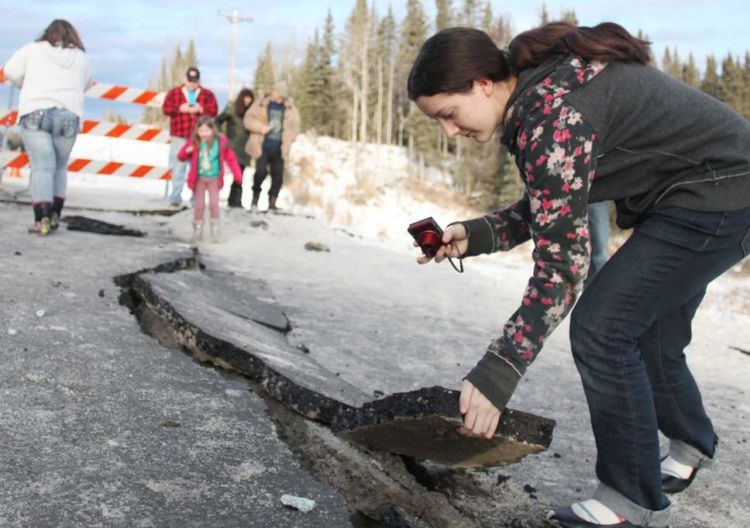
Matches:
[114,257,555,528]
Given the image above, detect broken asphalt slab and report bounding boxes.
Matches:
[333,387,555,468]
[62,215,148,237]
[129,267,555,467]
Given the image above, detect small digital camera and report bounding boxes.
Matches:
[407,216,444,258]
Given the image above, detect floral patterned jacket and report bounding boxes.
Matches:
[462,55,607,410]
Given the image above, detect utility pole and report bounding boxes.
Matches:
[218,9,253,101]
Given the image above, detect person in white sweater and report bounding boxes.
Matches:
[4,19,92,235]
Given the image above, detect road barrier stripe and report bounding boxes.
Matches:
[5,153,171,180]
[1,69,166,108]
[2,113,170,143]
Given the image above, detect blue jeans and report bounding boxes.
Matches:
[586,201,611,284]
[19,107,79,205]
[570,206,750,526]
[168,136,188,205]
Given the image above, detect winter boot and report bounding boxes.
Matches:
[210,219,220,243]
[29,217,51,235]
[30,202,52,235]
[228,182,243,208]
[250,191,260,212]
[190,222,204,244]
[51,197,65,230]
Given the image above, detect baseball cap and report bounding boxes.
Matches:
[186,67,200,82]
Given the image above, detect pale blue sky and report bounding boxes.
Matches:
[1,0,748,120]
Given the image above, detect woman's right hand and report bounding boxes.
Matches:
[185,145,194,154]
[415,222,468,265]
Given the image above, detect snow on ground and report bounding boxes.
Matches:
[283,133,479,251]
[2,130,514,259]
[2,130,747,311]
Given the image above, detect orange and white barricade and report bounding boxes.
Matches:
[83,81,165,108]
[1,69,172,187]
[5,153,171,180]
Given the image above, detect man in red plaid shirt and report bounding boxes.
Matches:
[162,67,218,206]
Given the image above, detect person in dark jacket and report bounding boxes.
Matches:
[216,87,254,208]
[408,22,750,528]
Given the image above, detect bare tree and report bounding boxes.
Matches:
[376,56,383,144]
[358,14,370,144]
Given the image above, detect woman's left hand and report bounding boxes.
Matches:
[457,380,501,439]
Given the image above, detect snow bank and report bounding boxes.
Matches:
[284,133,478,249]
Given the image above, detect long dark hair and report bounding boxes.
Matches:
[37,19,85,51]
[408,21,650,99]
[234,87,255,118]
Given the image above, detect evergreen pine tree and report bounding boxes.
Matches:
[668,47,682,78]
[316,10,339,137]
[721,53,744,115]
[539,2,550,25]
[742,51,750,119]
[482,147,522,209]
[171,47,184,86]
[661,47,673,76]
[481,2,494,34]
[397,0,428,147]
[561,8,578,25]
[254,43,276,96]
[488,14,513,47]
[458,0,479,27]
[141,43,199,126]
[636,30,653,64]
[701,55,724,101]
[682,53,699,88]
[293,32,320,131]
[435,0,452,31]
[184,39,197,72]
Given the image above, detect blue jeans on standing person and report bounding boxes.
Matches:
[168,136,188,205]
[586,201,611,285]
[570,205,750,527]
[19,107,79,207]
